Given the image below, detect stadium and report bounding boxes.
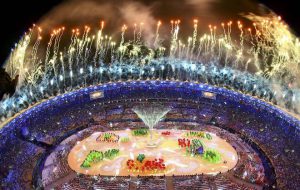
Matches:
[0,0,300,189]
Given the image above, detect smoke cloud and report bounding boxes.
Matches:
[37,0,270,38]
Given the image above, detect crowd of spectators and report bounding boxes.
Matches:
[0,81,299,189]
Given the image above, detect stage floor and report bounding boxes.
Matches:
[68,129,238,176]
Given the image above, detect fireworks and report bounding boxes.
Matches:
[1,14,300,123]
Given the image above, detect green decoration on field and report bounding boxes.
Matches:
[203,149,221,163]
[137,154,146,163]
[206,133,212,140]
[81,149,120,168]
[132,128,149,136]
[120,137,130,143]
[186,131,206,138]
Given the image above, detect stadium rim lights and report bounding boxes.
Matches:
[90,91,104,100]
[202,91,216,100]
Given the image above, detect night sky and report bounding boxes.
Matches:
[0,0,299,67]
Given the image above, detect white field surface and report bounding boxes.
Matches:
[68,129,238,176]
